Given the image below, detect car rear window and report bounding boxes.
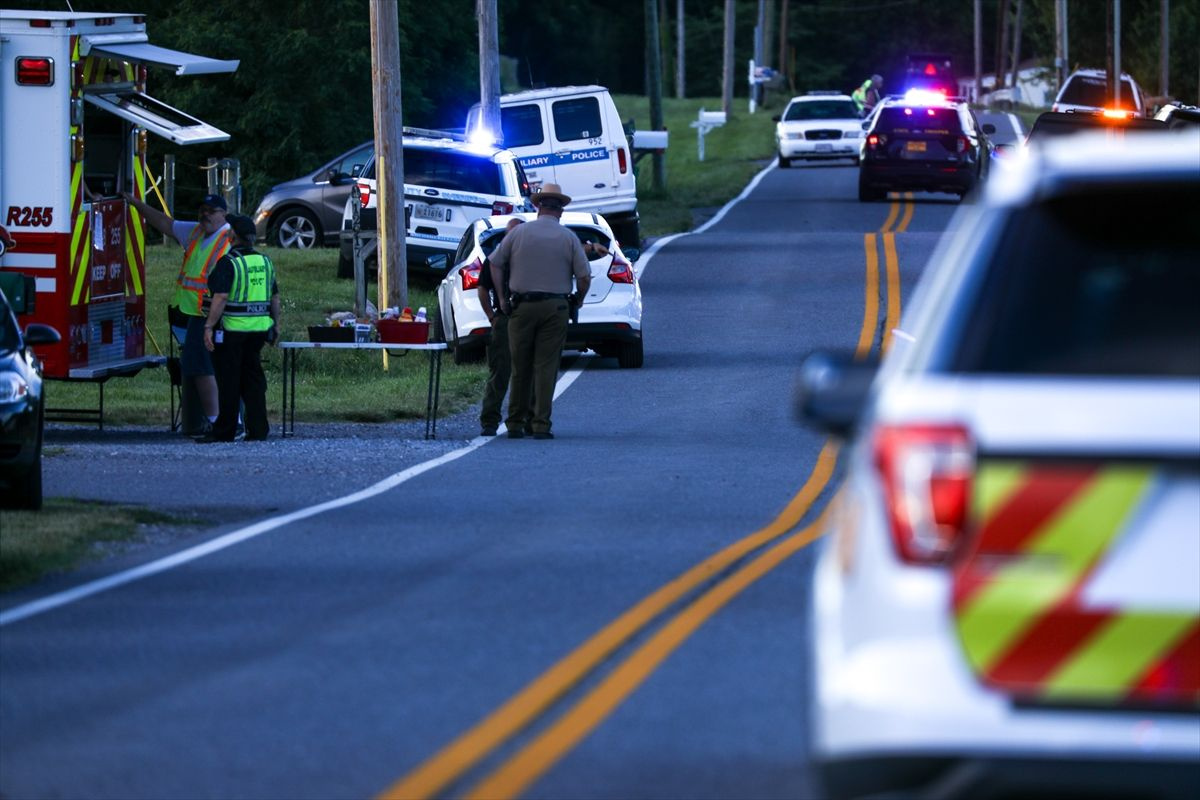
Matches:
[876,106,961,134]
[784,100,860,121]
[1058,75,1139,108]
[951,185,1200,376]
[404,150,502,196]
[552,97,603,142]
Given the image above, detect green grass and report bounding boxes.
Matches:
[45,95,778,427]
[0,500,200,591]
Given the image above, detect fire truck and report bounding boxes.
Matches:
[0,9,236,398]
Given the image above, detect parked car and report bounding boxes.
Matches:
[773,91,863,167]
[337,131,533,280]
[1026,109,1166,145]
[252,140,374,248]
[796,130,1200,800]
[435,212,642,367]
[466,85,641,247]
[0,286,61,510]
[858,90,994,201]
[1052,67,1148,117]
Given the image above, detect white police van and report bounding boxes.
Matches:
[466,86,640,248]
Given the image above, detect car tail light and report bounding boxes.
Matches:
[491,201,513,215]
[460,258,482,290]
[867,133,886,149]
[617,147,628,174]
[874,424,974,564]
[607,257,634,284]
[955,136,969,154]
[357,180,371,208]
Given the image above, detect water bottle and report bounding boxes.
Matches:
[415,306,427,323]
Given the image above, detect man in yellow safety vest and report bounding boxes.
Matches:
[124,191,232,437]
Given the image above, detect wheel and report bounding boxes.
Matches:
[617,337,643,369]
[271,209,320,249]
[777,153,791,168]
[1,404,43,511]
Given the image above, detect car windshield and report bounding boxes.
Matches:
[1059,75,1138,107]
[877,106,959,133]
[951,184,1200,376]
[0,292,18,352]
[784,100,859,121]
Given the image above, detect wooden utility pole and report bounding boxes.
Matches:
[478,0,502,145]
[995,0,1011,89]
[722,0,735,117]
[1160,0,1169,98]
[370,0,406,313]
[646,0,665,191]
[974,0,983,103]
[778,0,790,93]
[1009,0,1023,94]
[1055,0,1066,91]
[676,0,685,98]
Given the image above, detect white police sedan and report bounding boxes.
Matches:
[434,213,643,367]
[773,91,864,167]
[796,130,1200,800]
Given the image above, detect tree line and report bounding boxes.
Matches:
[16,0,1197,211]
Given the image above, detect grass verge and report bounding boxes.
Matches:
[0,500,201,592]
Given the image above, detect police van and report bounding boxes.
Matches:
[466,86,640,248]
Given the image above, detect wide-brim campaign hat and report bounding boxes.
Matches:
[531,182,571,206]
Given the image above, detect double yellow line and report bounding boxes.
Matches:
[381,205,910,800]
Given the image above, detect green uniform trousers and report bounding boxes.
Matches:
[480,311,510,429]
[505,298,569,434]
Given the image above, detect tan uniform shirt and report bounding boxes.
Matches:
[489,216,589,295]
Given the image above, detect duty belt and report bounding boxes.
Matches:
[513,292,567,301]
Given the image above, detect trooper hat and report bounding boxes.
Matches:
[531,182,571,207]
[199,193,228,211]
[226,214,257,240]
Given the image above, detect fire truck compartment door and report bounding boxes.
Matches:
[83,90,230,145]
[81,36,239,76]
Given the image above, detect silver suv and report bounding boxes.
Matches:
[337,131,533,279]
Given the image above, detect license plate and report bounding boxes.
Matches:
[905,140,927,153]
[413,204,444,221]
[815,143,832,152]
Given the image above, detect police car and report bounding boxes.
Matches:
[772,92,863,167]
[435,212,642,367]
[796,130,1200,800]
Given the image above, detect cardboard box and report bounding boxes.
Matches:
[376,319,429,344]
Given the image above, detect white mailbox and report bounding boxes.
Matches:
[690,108,728,161]
[632,129,670,151]
[698,110,728,126]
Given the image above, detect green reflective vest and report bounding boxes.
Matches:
[220,252,275,332]
[172,225,233,316]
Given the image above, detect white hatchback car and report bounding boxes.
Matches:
[435,212,643,367]
[796,130,1200,800]
[773,92,863,167]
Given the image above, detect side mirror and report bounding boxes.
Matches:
[424,253,448,272]
[23,323,61,347]
[329,172,353,186]
[982,123,996,135]
[794,350,878,438]
[624,247,641,263]
[861,120,870,131]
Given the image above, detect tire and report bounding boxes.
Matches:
[453,342,484,365]
[271,209,320,249]
[617,337,643,369]
[1,405,43,511]
[777,153,791,168]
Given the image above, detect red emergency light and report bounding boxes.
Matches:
[16,57,53,86]
[924,62,938,76]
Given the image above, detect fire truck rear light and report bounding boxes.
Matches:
[617,147,628,174]
[71,134,85,162]
[28,19,52,29]
[874,424,975,565]
[136,129,148,155]
[491,201,513,215]
[16,57,54,86]
[461,259,482,290]
[607,258,634,284]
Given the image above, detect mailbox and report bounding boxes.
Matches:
[698,110,728,126]
[632,130,669,151]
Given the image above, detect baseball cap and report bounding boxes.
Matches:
[199,194,228,211]
[226,214,256,239]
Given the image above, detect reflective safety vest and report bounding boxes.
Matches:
[219,252,275,332]
[172,225,233,316]
[851,80,871,111]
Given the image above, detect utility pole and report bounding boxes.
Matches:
[995,0,1011,89]
[478,0,501,145]
[1009,0,1023,95]
[676,0,685,98]
[974,0,982,103]
[778,0,790,93]
[1055,0,1066,91]
[369,0,406,313]
[1160,0,1170,99]
[646,0,665,191]
[722,0,735,117]
[1106,0,1123,107]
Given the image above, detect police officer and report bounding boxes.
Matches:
[477,218,524,437]
[197,214,280,443]
[123,191,232,436]
[489,183,591,439]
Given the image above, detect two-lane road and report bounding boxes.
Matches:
[1,164,962,800]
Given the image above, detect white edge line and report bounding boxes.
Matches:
[2,163,774,628]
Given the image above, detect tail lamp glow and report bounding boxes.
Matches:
[607,257,635,284]
[491,201,513,215]
[460,258,482,290]
[874,424,974,564]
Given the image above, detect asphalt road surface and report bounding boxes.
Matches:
[1,163,963,800]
